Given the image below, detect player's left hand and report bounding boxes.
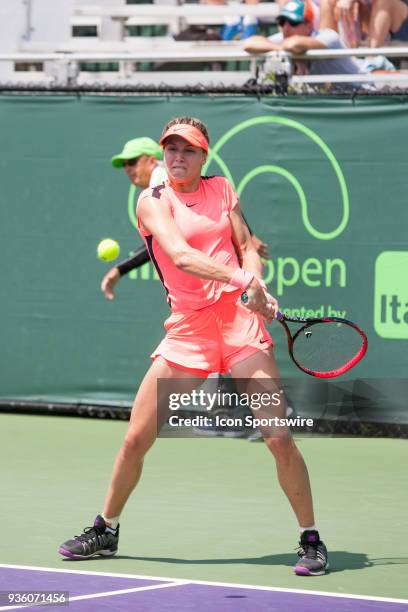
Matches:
[101,267,120,300]
[251,234,269,259]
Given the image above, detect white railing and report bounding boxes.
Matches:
[2,46,408,87]
[74,4,280,19]
[0,49,255,63]
[74,3,279,34]
[5,46,408,61]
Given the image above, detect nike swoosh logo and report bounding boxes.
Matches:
[260,339,269,344]
[186,203,197,207]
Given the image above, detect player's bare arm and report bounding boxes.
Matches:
[230,203,278,321]
[139,195,255,285]
[230,203,263,278]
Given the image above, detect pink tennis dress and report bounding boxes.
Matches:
[137,176,272,374]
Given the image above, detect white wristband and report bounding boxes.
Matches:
[230,268,254,290]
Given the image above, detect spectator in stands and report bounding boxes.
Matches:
[319,0,366,47]
[244,0,363,76]
[367,0,408,46]
[320,0,408,48]
[277,0,321,30]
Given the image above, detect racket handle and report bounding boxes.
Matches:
[241,291,282,320]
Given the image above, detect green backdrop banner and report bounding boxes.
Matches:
[1,95,407,405]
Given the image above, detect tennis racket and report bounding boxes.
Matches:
[241,292,368,378]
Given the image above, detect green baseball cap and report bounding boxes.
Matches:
[111,137,163,168]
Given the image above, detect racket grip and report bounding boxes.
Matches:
[241,292,283,321]
[241,277,266,303]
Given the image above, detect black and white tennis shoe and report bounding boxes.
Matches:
[294,530,328,576]
[58,515,119,560]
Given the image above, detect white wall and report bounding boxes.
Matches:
[0,0,26,78]
[0,0,76,77]
[0,0,132,49]
[29,0,74,44]
[0,0,26,51]
[75,0,123,40]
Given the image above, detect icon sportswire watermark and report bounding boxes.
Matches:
[156,378,314,437]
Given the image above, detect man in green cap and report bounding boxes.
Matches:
[102,137,167,300]
[111,137,167,190]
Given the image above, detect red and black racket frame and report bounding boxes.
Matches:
[240,291,368,379]
[276,313,368,378]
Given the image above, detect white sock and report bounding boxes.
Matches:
[102,514,120,530]
[299,525,317,535]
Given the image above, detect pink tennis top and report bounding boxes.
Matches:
[137,176,241,312]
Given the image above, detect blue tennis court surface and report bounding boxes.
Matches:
[0,566,407,611]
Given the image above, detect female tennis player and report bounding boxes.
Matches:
[59,117,328,576]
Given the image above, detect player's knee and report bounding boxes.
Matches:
[265,435,295,464]
[122,431,150,460]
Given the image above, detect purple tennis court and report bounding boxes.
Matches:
[0,566,407,612]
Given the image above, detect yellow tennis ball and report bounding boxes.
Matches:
[97,238,120,262]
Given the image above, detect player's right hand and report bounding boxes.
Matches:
[264,292,279,322]
[243,279,278,323]
[101,267,120,300]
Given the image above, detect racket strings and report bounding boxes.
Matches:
[292,322,364,374]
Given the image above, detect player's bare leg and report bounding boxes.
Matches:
[59,357,201,560]
[231,349,314,527]
[231,349,328,575]
[103,357,201,518]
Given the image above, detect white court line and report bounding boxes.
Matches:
[0,581,189,610]
[0,564,407,605]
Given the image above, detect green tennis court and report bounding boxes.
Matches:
[1,413,407,605]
